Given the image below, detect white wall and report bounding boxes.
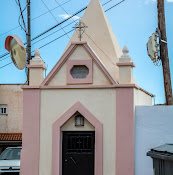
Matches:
[0,84,23,133]
[135,106,173,175]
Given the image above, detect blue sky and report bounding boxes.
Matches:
[0,0,173,104]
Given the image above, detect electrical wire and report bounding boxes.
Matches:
[102,0,114,6]
[31,6,87,42]
[37,29,75,50]
[0,56,10,62]
[32,19,79,45]
[0,0,72,37]
[54,0,118,66]
[17,0,27,32]
[105,0,125,12]
[0,0,125,64]
[40,0,70,39]
[54,0,80,36]
[0,62,13,69]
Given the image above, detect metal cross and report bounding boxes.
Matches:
[73,21,88,41]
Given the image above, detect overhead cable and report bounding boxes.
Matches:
[40,0,70,39]
[0,62,13,69]
[0,0,125,60]
[17,0,27,32]
[0,0,72,37]
[105,0,125,12]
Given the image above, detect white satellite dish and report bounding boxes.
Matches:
[5,35,26,70]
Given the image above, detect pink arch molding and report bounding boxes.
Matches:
[52,101,103,175]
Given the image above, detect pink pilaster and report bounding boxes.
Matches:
[20,89,40,175]
[116,88,134,175]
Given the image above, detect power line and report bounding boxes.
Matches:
[40,0,70,39]
[17,0,27,32]
[102,0,114,6]
[32,19,78,45]
[54,0,118,66]
[0,0,72,37]
[31,6,87,42]
[38,29,75,50]
[105,0,125,12]
[0,56,10,62]
[0,62,13,69]
[0,0,125,61]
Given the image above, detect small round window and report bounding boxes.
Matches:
[70,65,89,79]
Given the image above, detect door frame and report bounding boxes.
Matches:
[52,102,103,175]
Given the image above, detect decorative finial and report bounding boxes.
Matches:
[121,45,130,58]
[34,48,40,57]
[73,21,88,41]
[33,48,41,60]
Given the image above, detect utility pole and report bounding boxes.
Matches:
[27,0,31,84]
[157,0,173,105]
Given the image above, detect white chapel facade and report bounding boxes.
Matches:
[20,0,153,175]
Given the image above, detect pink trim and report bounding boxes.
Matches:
[83,44,116,84]
[71,41,87,44]
[21,84,154,96]
[23,84,138,89]
[41,44,77,86]
[117,62,135,67]
[66,60,93,84]
[52,101,103,175]
[41,42,116,86]
[20,89,40,175]
[116,88,134,175]
[27,64,46,69]
[21,85,40,89]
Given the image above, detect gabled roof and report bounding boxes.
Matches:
[63,0,122,81]
[41,42,117,86]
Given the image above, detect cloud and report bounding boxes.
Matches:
[59,14,80,21]
[167,0,173,2]
[144,0,156,5]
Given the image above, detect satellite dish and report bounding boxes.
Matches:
[5,35,26,70]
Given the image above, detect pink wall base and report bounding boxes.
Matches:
[20,89,40,175]
[116,88,134,175]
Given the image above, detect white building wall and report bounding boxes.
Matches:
[135,106,173,175]
[0,84,23,133]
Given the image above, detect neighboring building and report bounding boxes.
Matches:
[20,0,153,175]
[0,84,23,153]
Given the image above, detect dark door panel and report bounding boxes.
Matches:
[62,131,95,175]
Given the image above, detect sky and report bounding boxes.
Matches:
[0,0,173,104]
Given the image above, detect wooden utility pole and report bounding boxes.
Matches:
[157,0,173,105]
[27,0,31,85]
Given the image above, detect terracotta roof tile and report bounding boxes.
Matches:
[0,133,22,141]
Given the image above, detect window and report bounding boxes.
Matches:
[66,60,93,84]
[66,133,94,154]
[70,65,89,79]
[0,105,8,115]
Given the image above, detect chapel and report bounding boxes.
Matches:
[20,0,153,175]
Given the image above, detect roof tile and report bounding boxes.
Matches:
[0,133,22,141]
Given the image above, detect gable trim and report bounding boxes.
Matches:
[52,101,103,175]
[83,43,117,84]
[41,42,117,86]
[41,44,77,86]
